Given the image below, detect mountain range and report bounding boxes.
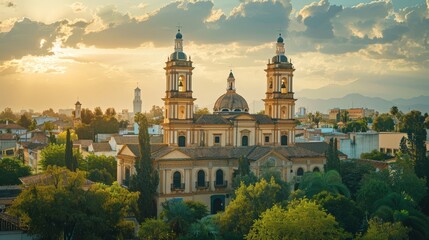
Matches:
[296,93,429,114]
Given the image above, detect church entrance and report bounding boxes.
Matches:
[242,136,248,146]
[281,135,288,146]
[210,195,225,214]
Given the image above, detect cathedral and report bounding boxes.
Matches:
[117,30,327,215]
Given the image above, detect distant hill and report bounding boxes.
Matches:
[296,93,429,114]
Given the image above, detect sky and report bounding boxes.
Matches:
[0,0,428,113]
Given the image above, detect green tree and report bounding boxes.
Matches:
[80,154,117,185]
[299,170,350,198]
[8,167,138,240]
[401,110,428,183]
[340,110,349,123]
[41,144,66,169]
[340,160,375,198]
[247,199,349,240]
[161,200,194,236]
[0,158,31,185]
[361,149,392,160]
[372,113,395,132]
[313,191,364,235]
[64,129,77,172]
[233,155,257,189]
[343,120,368,133]
[219,178,281,237]
[104,107,116,118]
[0,107,17,121]
[80,108,94,125]
[17,114,32,129]
[138,218,172,240]
[358,218,409,240]
[325,138,340,172]
[184,216,220,240]
[130,113,159,221]
[357,171,392,212]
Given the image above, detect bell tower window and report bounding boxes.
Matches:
[281,78,287,93]
[179,75,185,92]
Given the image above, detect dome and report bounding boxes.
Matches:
[176,31,182,39]
[214,92,249,113]
[170,51,187,60]
[272,55,288,63]
[277,35,284,43]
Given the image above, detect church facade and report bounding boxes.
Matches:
[117,30,328,215]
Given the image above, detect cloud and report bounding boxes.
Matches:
[6,1,15,7]
[71,2,86,13]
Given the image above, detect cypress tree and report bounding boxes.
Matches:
[130,113,159,221]
[65,129,74,171]
[325,138,340,172]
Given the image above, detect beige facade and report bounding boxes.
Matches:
[117,31,329,216]
[379,132,407,155]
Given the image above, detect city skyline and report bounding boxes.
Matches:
[1,0,428,112]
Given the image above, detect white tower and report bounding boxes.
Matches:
[133,87,142,114]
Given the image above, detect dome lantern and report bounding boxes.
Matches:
[213,71,249,113]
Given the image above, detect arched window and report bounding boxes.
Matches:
[234,109,241,112]
[281,135,288,146]
[173,171,181,188]
[197,170,206,187]
[222,109,229,112]
[313,167,320,172]
[215,169,224,186]
[178,75,185,92]
[242,135,248,146]
[281,78,287,93]
[297,168,304,176]
[178,136,186,147]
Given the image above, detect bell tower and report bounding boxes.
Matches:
[162,29,195,146]
[263,34,296,120]
[262,34,296,145]
[73,100,82,127]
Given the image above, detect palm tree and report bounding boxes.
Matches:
[299,170,350,198]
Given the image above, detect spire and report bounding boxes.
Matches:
[174,28,183,52]
[227,70,236,92]
[276,33,285,55]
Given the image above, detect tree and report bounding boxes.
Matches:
[64,129,77,172]
[390,106,399,117]
[80,154,117,185]
[343,120,368,133]
[41,144,66,169]
[247,199,349,240]
[0,107,17,121]
[340,160,375,198]
[357,171,392,212]
[57,129,78,144]
[195,107,210,115]
[146,105,164,124]
[138,219,172,240]
[129,113,159,221]
[307,112,322,128]
[340,110,349,124]
[219,178,281,237]
[94,107,103,117]
[358,218,409,240]
[233,155,258,189]
[299,170,350,198]
[372,113,394,132]
[17,114,32,129]
[184,216,220,240]
[325,138,340,172]
[9,168,138,240]
[80,108,94,125]
[161,200,195,236]
[104,107,116,118]
[313,191,364,235]
[361,150,392,160]
[0,158,31,185]
[401,110,428,183]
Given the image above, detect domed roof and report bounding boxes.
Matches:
[176,30,182,39]
[214,92,249,113]
[277,34,284,43]
[272,55,288,63]
[170,51,187,60]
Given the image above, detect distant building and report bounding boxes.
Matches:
[296,107,307,117]
[379,132,407,156]
[0,122,26,135]
[73,101,82,127]
[339,132,379,159]
[58,109,74,116]
[33,116,59,126]
[133,87,142,114]
[328,107,375,121]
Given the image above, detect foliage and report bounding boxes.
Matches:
[357,218,409,240]
[356,171,392,212]
[75,124,94,140]
[247,199,349,240]
[325,138,340,172]
[233,155,258,190]
[219,178,281,237]
[361,149,392,160]
[8,167,138,240]
[372,113,395,132]
[138,218,172,240]
[307,111,323,128]
[81,108,95,125]
[342,119,368,133]
[129,113,159,221]
[57,129,78,144]
[17,114,32,129]
[299,170,350,198]
[65,129,78,172]
[161,200,195,236]
[340,160,375,198]
[40,144,82,170]
[194,107,210,115]
[145,105,164,124]
[313,191,364,235]
[0,158,31,185]
[80,154,117,185]
[401,110,429,184]
[0,107,18,121]
[183,215,220,240]
[184,200,209,220]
